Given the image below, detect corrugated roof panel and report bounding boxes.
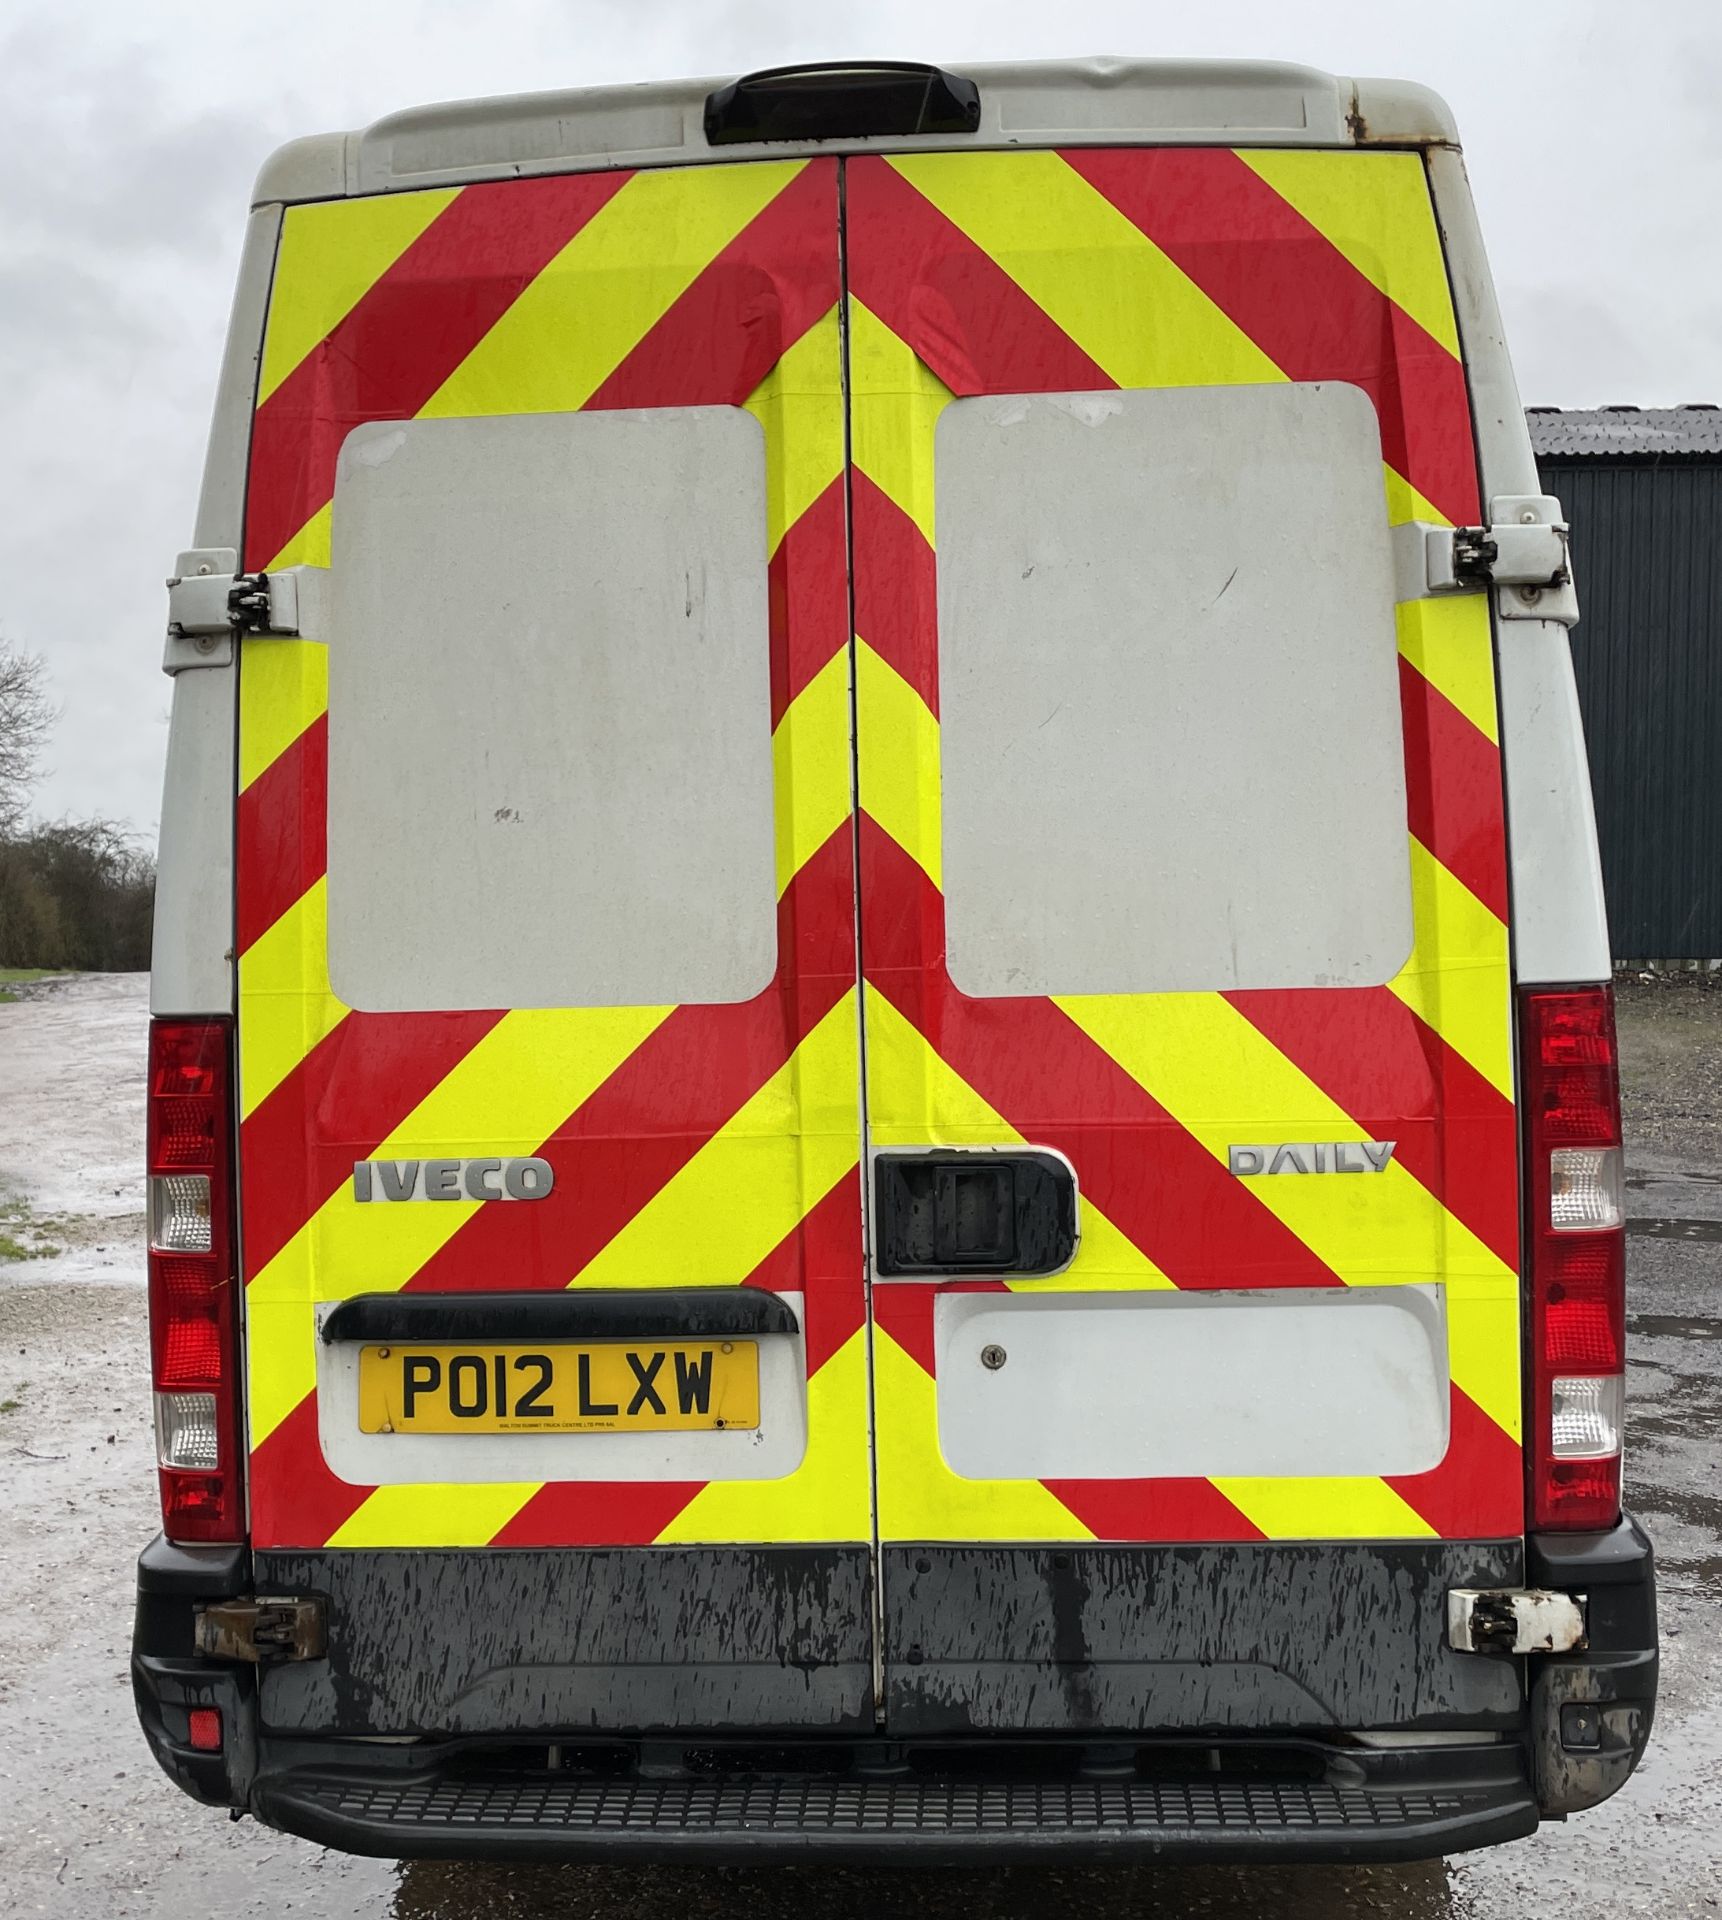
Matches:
[1526,406,1722,460]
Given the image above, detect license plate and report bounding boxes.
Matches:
[356,1340,759,1435]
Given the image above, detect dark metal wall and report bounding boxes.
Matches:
[1536,458,1722,959]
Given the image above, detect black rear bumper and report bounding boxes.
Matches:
[249,1741,1538,1865]
[132,1518,1658,1863]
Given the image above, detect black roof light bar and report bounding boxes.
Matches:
[704,61,981,146]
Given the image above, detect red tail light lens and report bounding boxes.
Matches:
[1520,987,1625,1532]
[147,1019,244,1543]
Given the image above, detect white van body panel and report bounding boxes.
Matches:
[1423,144,1612,986]
[251,62,1458,208]
[151,206,278,1018]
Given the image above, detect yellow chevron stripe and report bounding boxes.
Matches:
[865,987,1171,1293]
[892,150,1283,394]
[872,1327,1093,1543]
[1448,1276,1523,1440]
[1398,595,1500,745]
[1384,468,1452,530]
[237,880,346,1120]
[1389,839,1514,1098]
[847,299,951,546]
[238,637,328,792]
[656,1326,873,1544]
[854,641,941,889]
[1057,990,1512,1292]
[745,303,844,554]
[570,993,860,1292]
[259,189,461,405]
[1214,1473,1439,1542]
[328,1478,539,1550]
[420,162,806,419]
[772,649,853,896]
[1237,150,1462,359]
[245,1001,672,1446]
[265,499,333,575]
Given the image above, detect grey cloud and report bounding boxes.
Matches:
[2,0,1720,832]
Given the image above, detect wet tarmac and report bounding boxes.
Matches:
[2,974,1717,1916]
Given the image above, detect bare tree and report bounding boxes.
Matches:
[0,641,54,837]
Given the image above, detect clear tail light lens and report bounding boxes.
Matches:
[154,1390,223,1470]
[1520,988,1625,1532]
[1548,1146,1624,1231]
[147,1019,243,1543]
[149,1173,213,1252]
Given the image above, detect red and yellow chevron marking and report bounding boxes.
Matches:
[845,149,1519,1546]
[238,145,1522,1555]
[238,160,871,1550]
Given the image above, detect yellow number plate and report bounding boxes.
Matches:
[356,1340,759,1435]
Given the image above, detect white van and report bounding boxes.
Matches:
[134,59,1656,1862]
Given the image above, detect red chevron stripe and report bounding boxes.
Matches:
[248,1394,369,1548]
[870,1281,984,1382]
[245,170,631,570]
[236,712,327,956]
[851,470,939,716]
[1398,656,1511,923]
[401,824,855,1297]
[585,161,838,411]
[742,1171,865,1376]
[1045,1475,1267,1545]
[845,157,1113,397]
[239,1009,505,1281]
[860,819,1344,1293]
[489,1477,704,1549]
[768,477,849,728]
[1387,1385,1523,1537]
[1227,986,1520,1273]
[1063,148,1481,527]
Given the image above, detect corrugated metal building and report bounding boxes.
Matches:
[1529,405,1722,961]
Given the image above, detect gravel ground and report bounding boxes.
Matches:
[0,972,1716,1917]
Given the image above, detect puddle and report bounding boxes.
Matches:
[1625,1216,1722,1243]
[1630,1485,1722,1533]
[1629,1314,1722,1341]
[388,1857,1471,1920]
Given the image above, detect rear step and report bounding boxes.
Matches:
[255,1750,1537,1864]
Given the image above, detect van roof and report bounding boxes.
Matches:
[253,60,1459,206]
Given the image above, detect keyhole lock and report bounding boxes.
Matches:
[980,1344,1008,1371]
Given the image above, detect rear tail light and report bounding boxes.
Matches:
[147,1019,244,1542]
[1520,987,1625,1531]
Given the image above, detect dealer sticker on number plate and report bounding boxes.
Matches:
[356,1340,760,1435]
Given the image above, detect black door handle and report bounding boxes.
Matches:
[873,1152,1077,1278]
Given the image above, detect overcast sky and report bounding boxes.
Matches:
[3,0,1718,833]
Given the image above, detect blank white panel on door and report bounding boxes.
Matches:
[325,407,777,1013]
[933,382,1412,998]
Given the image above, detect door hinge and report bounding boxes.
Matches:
[1418,495,1580,627]
[163,550,315,673]
[1448,1587,1588,1655]
[194,1595,328,1664]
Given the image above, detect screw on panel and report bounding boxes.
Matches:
[1520,585,1543,605]
[980,1344,1007,1371]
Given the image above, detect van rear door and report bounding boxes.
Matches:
[234,159,877,1724]
[233,138,1524,1739]
[844,149,1525,1726]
